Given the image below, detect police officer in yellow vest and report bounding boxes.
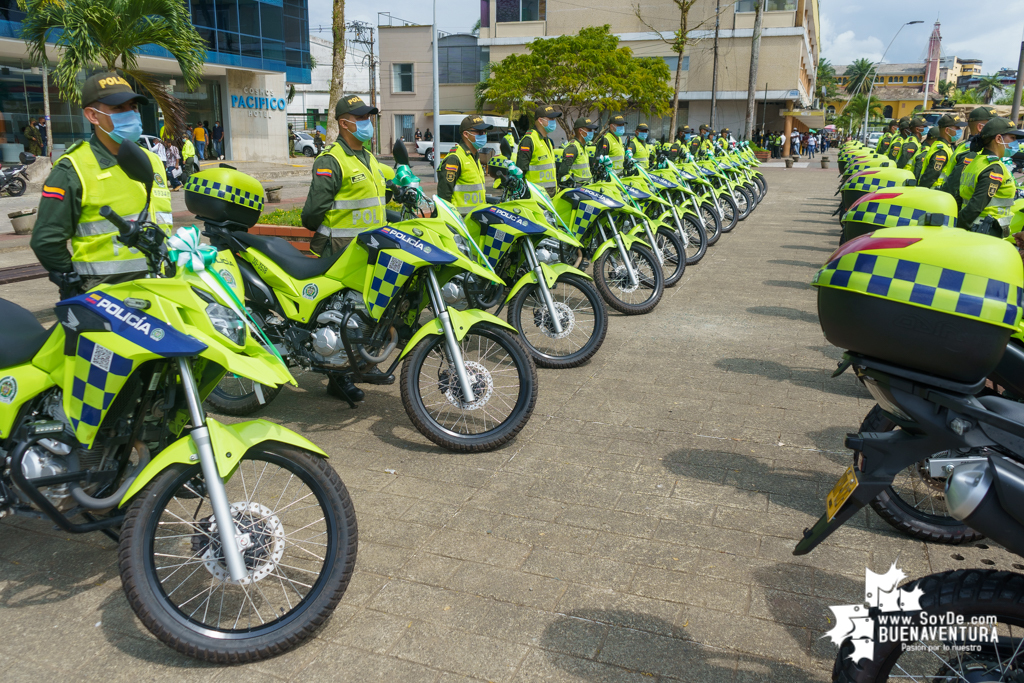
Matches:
[555,116,598,188]
[959,117,1023,238]
[627,123,653,170]
[32,73,172,298]
[896,116,926,170]
[593,114,627,174]
[690,125,707,157]
[918,114,963,189]
[940,106,997,205]
[301,95,386,257]
[514,103,561,196]
[436,115,492,215]
[887,117,910,164]
[876,119,899,154]
[910,125,938,181]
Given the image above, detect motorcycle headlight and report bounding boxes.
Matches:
[543,209,558,226]
[450,231,472,258]
[206,302,245,345]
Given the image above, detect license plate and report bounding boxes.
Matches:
[826,466,859,521]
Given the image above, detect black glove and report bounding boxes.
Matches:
[49,270,83,300]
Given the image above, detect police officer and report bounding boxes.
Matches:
[594,114,627,174]
[716,128,732,154]
[627,123,653,170]
[436,114,491,215]
[690,125,708,157]
[31,73,172,298]
[896,116,926,170]
[698,127,716,158]
[911,126,938,181]
[959,117,1023,237]
[668,127,691,161]
[556,116,598,188]
[876,119,899,155]
[918,114,963,189]
[887,117,910,164]
[940,106,997,205]
[301,95,386,257]
[515,103,561,195]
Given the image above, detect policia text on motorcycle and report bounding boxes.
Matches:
[958,117,1024,237]
[556,116,598,188]
[435,115,493,215]
[32,73,172,298]
[301,95,388,257]
[514,104,561,195]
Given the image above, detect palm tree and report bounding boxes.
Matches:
[20,0,206,137]
[974,74,1004,104]
[844,58,876,96]
[956,87,983,105]
[937,80,956,98]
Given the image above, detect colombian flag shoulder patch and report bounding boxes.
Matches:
[42,185,65,200]
[315,168,333,177]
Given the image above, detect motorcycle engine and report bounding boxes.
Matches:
[309,291,370,366]
[441,274,469,311]
[535,238,563,265]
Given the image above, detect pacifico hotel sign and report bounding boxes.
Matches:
[231,87,287,118]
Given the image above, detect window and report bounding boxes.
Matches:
[438,36,484,85]
[393,63,413,92]
[662,55,689,72]
[496,0,545,22]
[826,105,836,115]
[736,0,796,11]
[395,114,414,141]
[883,105,893,117]
[480,46,490,81]
[440,125,458,143]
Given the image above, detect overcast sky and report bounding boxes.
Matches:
[306,0,1024,74]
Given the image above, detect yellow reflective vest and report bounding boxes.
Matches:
[318,142,387,238]
[64,141,172,277]
[522,129,557,191]
[960,154,1016,232]
[446,144,486,216]
[629,137,652,170]
[598,131,625,172]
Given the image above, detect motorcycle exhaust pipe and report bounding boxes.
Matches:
[946,456,1024,556]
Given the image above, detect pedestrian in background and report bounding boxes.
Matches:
[193,121,207,160]
[807,133,816,159]
[414,128,422,141]
[34,116,47,156]
[162,136,183,191]
[212,120,224,159]
[24,122,41,155]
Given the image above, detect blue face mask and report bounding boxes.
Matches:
[351,119,374,141]
[544,119,557,133]
[1007,139,1021,155]
[92,108,143,144]
[583,131,594,143]
[637,132,648,141]
[473,133,487,149]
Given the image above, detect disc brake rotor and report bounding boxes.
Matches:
[438,360,493,410]
[609,261,640,293]
[533,301,575,339]
[192,501,286,585]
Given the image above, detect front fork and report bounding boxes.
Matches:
[522,240,564,335]
[178,357,248,583]
[640,217,664,265]
[425,269,477,403]
[599,214,639,287]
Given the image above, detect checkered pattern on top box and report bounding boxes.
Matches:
[814,252,1023,329]
[571,201,604,241]
[481,224,517,269]
[842,201,953,229]
[184,176,264,212]
[68,336,135,447]
[842,175,900,194]
[367,252,415,320]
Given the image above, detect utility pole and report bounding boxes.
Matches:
[350,21,379,154]
[1013,26,1024,124]
[761,81,768,137]
[710,0,720,130]
[743,0,765,140]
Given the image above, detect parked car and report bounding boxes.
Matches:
[866,132,881,148]
[293,131,317,157]
[415,115,512,163]
[138,134,162,154]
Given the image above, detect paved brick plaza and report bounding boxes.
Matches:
[1,165,1018,682]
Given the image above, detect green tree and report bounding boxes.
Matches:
[844,58,876,96]
[955,87,983,104]
[937,79,956,98]
[974,74,1004,104]
[477,25,673,136]
[995,88,1024,106]
[20,0,206,137]
[817,58,840,100]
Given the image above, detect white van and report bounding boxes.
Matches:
[415,115,511,163]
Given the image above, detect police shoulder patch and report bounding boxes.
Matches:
[445,170,456,183]
[989,182,999,198]
[934,158,944,171]
[444,162,459,171]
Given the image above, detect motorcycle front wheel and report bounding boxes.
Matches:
[700,202,724,246]
[507,273,608,369]
[718,194,739,232]
[118,448,358,663]
[655,227,686,287]
[593,243,664,315]
[733,186,752,220]
[678,213,707,266]
[401,323,538,452]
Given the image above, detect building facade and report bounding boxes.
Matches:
[287,34,377,133]
[829,63,943,126]
[0,0,311,162]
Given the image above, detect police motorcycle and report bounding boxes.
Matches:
[1,140,358,662]
[725,141,766,209]
[647,148,714,265]
[797,225,1024,682]
[674,152,733,238]
[735,141,768,200]
[200,166,538,453]
[0,151,35,197]
[389,143,608,370]
[695,152,749,226]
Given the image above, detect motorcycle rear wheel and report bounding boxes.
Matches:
[6,177,26,197]
[206,375,282,416]
[118,448,357,663]
[401,323,538,452]
[508,273,608,369]
[856,404,982,544]
[593,244,664,315]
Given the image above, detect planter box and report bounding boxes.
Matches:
[250,224,313,254]
[754,151,769,162]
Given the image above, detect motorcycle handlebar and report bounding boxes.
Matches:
[99,205,133,238]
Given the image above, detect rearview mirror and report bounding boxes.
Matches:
[117,139,154,195]
[393,140,410,167]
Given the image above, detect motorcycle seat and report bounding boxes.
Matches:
[978,395,1024,426]
[233,232,344,281]
[0,298,52,368]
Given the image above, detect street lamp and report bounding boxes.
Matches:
[862,20,924,143]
